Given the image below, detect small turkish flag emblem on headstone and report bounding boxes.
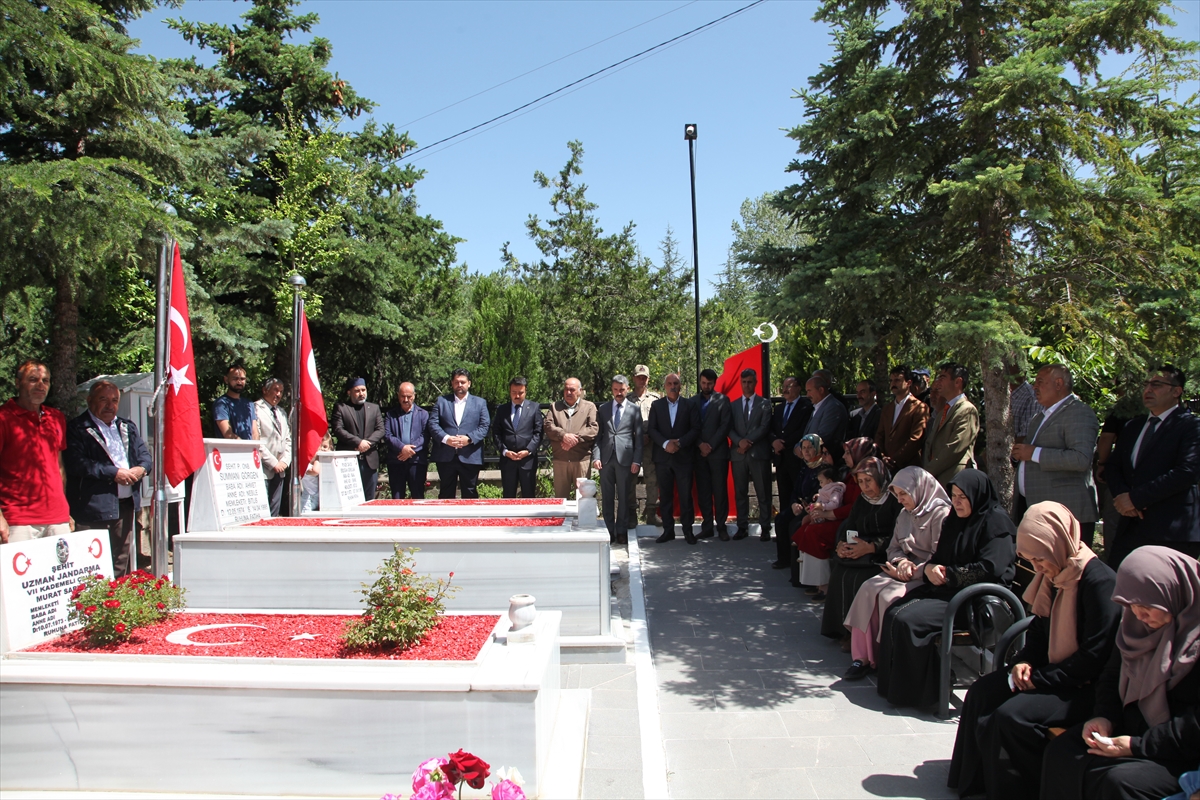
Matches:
[212,449,223,471]
[253,448,261,469]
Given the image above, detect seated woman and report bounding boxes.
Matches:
[949,501,1120,799]
[843,466,951,680]
[819,457,902,640]
[875,468,1017,709]
[1040,546,1199,800]
[795,437,876,601]
[773,434,826,570]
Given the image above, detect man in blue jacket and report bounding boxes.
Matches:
[428,369,491,498]
[384,382,429,499]
[65,381,153,576]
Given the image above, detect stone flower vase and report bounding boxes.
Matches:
[508,594,537,631]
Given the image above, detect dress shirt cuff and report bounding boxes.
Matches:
[502,448,510,456]
[442,435,451,444]
[1032,447,1042,463]
[662,442,669,450]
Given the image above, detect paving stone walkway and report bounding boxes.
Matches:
[637,530,961,800]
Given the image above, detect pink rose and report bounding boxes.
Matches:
[412,757,454,799]
[410,782,454,800]
[491,779,526,800]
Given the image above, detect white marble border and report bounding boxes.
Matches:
[627,529,669,799]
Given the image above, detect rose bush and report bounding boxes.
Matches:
[385,751,524,800]
[341,546,459,651]
[67,571,185,646]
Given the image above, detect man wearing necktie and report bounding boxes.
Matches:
[1104,364,1200,568]
[1009,365,1099,544]
[771,376,813,524]
[649,373,701,544]
[730,368,774,541]
[492,376,543,498]
[384,382,430,499]
[592,375,643,544]
[694,368,732,541]
[921,362,980,487]
[254,378,292,516]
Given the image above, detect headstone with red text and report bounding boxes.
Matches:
[187,439,271,531]
[0,530,114,654]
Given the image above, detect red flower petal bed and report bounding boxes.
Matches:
[28,613,500,660]
[365,498,563,506]
[245,516,565,527]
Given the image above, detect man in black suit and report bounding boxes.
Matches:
[649,373,701,544]
[1105,364,1200,569]
[693,368,732,541]
[492,376,543,498]
[330,378,386,500]
[803,372,850,462]
[592,375,643,544]
[64,380,153,576]
[846,379,882,441]
[771,376,812,526]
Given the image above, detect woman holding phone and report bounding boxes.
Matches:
[1040,546,1199,800]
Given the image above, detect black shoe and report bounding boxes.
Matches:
[655,531,675,543]
[844,660,873,681]
[718,528,730,541]
[616,533,628,545]
[771,561,789,569]
[732,529,749,540]
[698,527,715,539]
[810,591,827,602]
[684,531,698,545]
[759,529,772,541]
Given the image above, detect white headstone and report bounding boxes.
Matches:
[187,439,271,531]
[0,530,115,654]
[314,451,366,512]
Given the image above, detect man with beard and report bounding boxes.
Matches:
[693,368,732,540]
[429,369,491,498]
[213,364,258,441]
[331,378,385,500]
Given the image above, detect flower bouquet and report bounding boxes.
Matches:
[383,750,526,800]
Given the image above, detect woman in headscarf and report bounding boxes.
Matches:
[793,437,877,600]
[773,434,826,570]
[875,469,1018,708]
[819,456,902,639]
[948,502,1120,799]
[1040,546,1200,800]
[842,466,951,680]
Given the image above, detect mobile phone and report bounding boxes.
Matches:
[846,530,860,543]
[1091,733,1113,746]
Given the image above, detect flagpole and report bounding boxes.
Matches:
[152,236,173,576]
[289,273,307,517]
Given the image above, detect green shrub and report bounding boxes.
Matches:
[476,482,503,499]
[68,570,185,646]
[341,546,459,650]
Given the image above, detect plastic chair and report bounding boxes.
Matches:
[990,615,1036,674]
[937,583,1027,718]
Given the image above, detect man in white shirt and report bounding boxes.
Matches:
[64,381,153,576]
[255,378,292,516]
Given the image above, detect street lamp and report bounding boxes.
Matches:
[684,123,700,386]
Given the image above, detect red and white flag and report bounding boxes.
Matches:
[163,242,206,485]
[297,310,328,470]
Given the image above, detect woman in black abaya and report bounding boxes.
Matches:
[875,469,1017,709]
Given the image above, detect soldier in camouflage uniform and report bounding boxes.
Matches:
[627,364,662,527]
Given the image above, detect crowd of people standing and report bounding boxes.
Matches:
[1,354,1197,798]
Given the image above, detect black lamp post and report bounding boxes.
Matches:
[685,123,700,386]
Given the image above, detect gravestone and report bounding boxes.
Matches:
[0,530,114,653]
[187,439,270,531]
[314,451,366,512]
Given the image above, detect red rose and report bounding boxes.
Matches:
[426,596,434,603]
[103,599,121,609]
[400,586,408,592]
[75,602,83,610]
[156,602,166,610]
[114,623,127,633]
[448,571,454,578]
[446,750,490,789]
[137,589,145,596]
[106,591,115,597]
[84,606,97,616]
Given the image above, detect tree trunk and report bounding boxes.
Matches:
[49,270,79,412]
[981,351,1015,512]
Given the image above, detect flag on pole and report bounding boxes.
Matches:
[163,242,206,486]
[297,310,328,470]
[714,343,765,401]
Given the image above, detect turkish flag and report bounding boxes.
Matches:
[297,311,328,471]
[163,243,206,486]
[715,343,765,401]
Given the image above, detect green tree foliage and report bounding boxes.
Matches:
[763,0,1199,501]
[164,0,462,409]
[503,141,692,398]
[461,273,548,406]
[0,0,183,405]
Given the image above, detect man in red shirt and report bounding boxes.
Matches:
[0,360,72,543]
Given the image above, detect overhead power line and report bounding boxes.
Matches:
[400,0,768,161]
[398,1,700,130]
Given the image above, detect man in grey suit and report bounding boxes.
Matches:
[694,368,732,541]
[592,375,643,545]
[1011,365,1101,545]
[803,372,850,462]
[730,368,773,541]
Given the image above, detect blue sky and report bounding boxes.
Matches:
[128,0,1199,299]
